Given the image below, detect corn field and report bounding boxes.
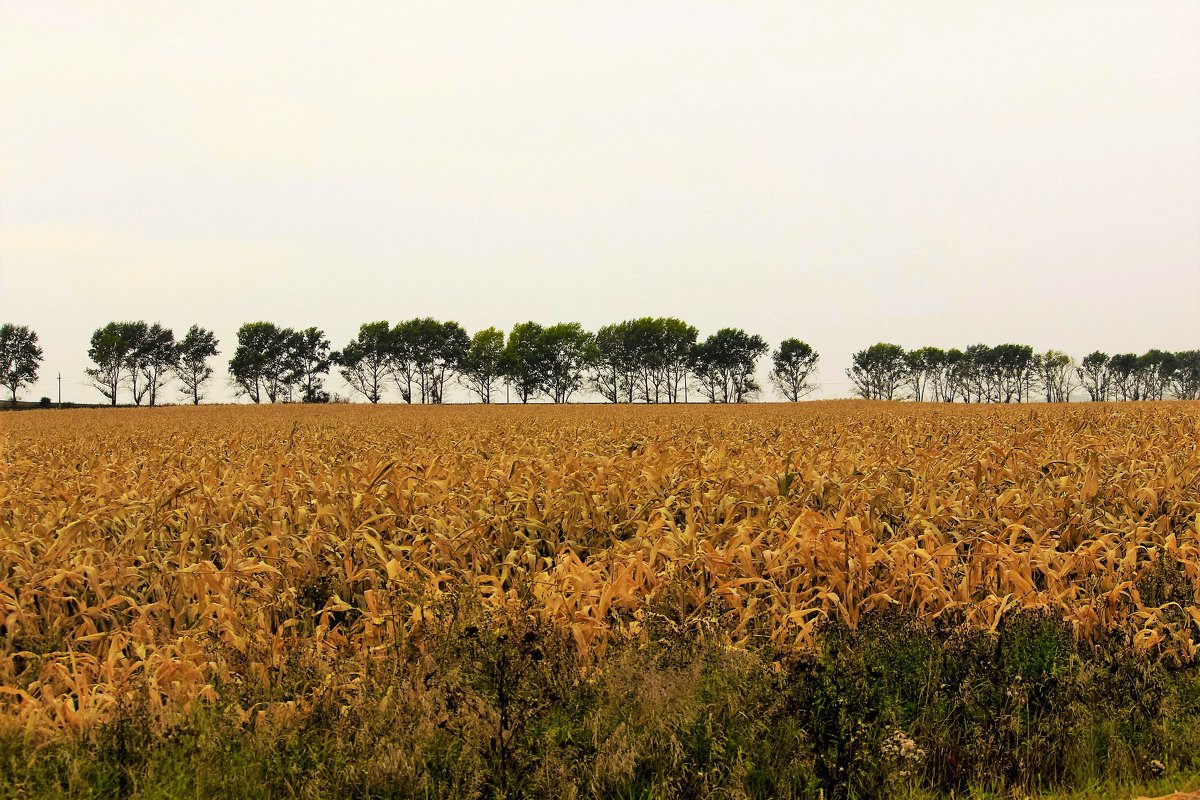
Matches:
[2,401,1198,737]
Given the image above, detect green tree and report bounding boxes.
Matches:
[847,343,906,400]
[1108,353,1143,401]
[502,321,550,403]
[942,348,967,402]
[659,318,698,403]
[290,327,332,403]
[992,343,1035,402]
[903,346,948,402]
[86,322,134,405]
[618,317,697,403]
[390,318,470,404]
[1168,350,1200,400]
[542,322,595,404]
[770,338,820,401]
[960,344,993,403]
[427,321,469,403]
[693,328,768,403]
[174,325,220,405]
[591,321,636,403]
[626,317,669,402]
[0,323,43,403]
[137,323,176,407]
[458,327,506,403]
[1139,350,1176,401]
[229,322,297,404]
[335,321,392,404]
[390,320,418,403]
[1034,350,1076,402]
[1076,351,1110,402]
[118,321,152,405]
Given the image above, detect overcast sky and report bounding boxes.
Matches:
[2,1,1198,403]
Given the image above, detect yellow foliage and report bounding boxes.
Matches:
[1,400,1197,734]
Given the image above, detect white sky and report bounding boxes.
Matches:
[1,1,1198,403]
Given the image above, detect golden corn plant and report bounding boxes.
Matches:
[0,400,1197,735]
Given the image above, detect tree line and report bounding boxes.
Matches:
[228,318,818,405]
[847,343,1200,402]
[2,319,1197,405]
[0,318,817,405]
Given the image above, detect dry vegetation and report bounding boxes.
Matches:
[1,401,1198,797]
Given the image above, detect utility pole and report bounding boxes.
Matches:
[57,373,62,409]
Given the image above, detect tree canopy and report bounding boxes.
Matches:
[0,323,43,403]
[693,328,768,403]
[769,339,819,401]
[175,325,220,405]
